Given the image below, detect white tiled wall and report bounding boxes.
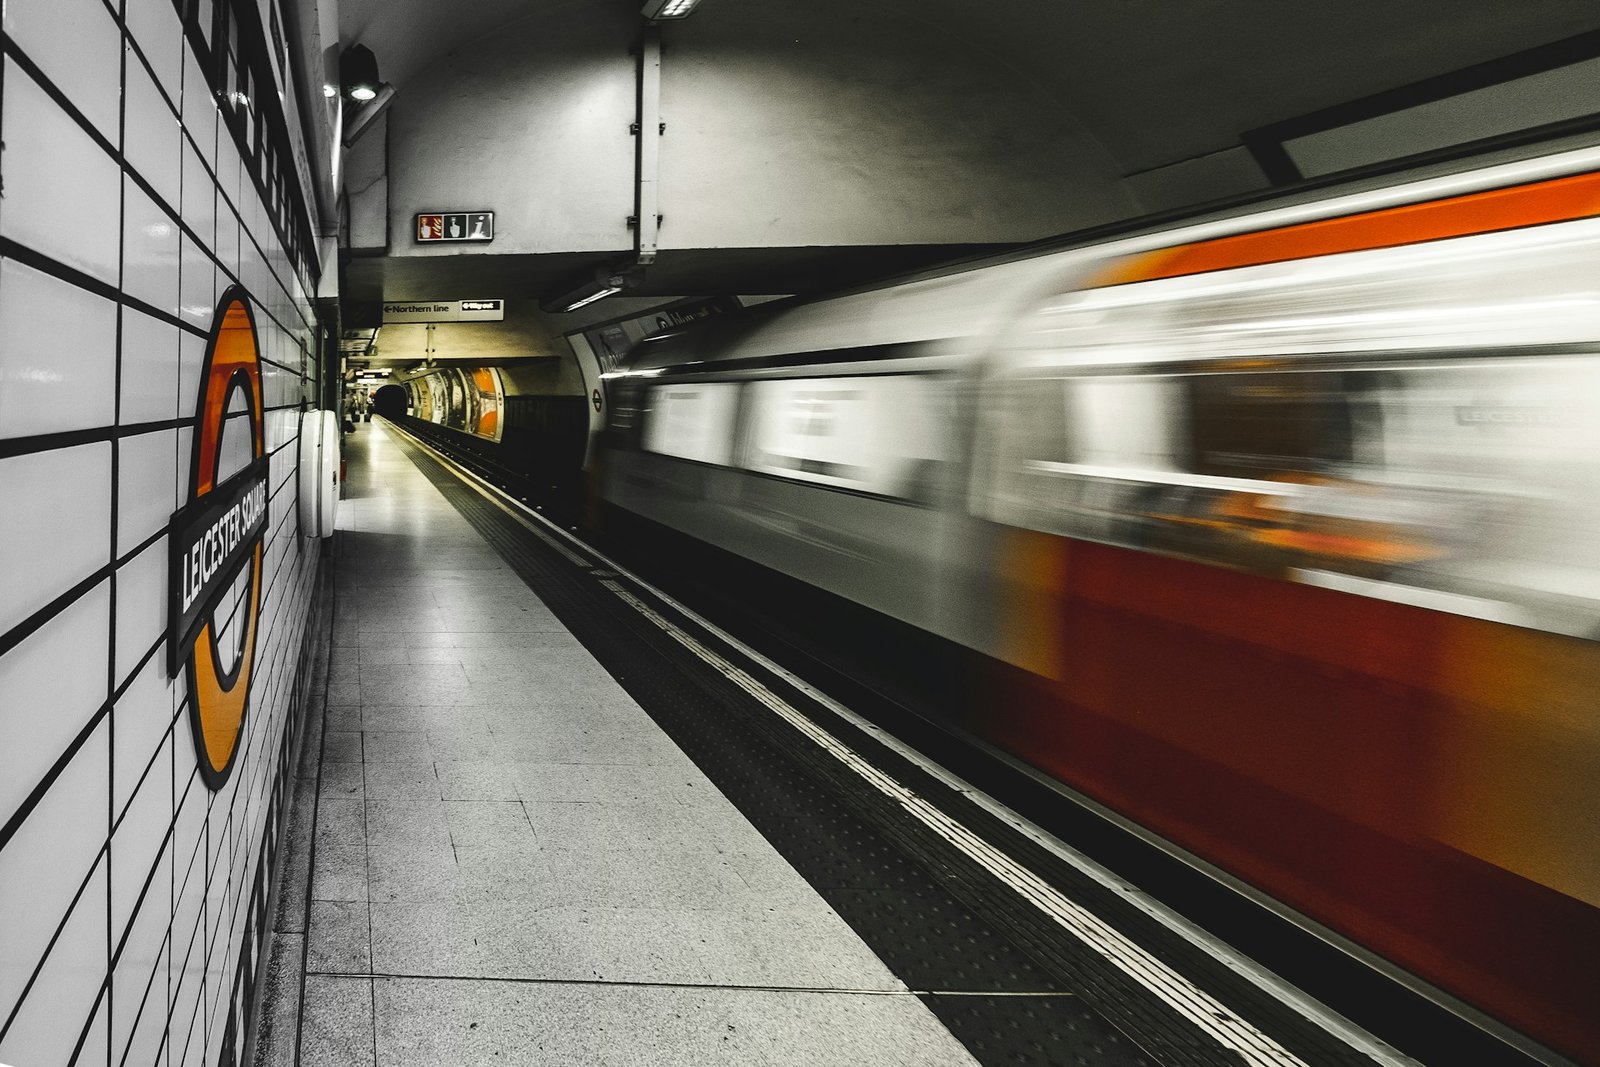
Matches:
[0,1,323,1064]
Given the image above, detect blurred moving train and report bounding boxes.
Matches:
[594,147,1600,1064]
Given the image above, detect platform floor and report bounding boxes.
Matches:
[262,422,977,1066]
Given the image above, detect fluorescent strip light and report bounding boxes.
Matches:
[641,0,702,19]
[562,285,624,312]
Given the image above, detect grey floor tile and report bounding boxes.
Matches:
[359,664,473,705]
[362,730,434,763]
[365,762,443,801]
[365,799,451,847]
[485,848,759,911]
[367,842,461,904]
[381,630,585,652]
[362,705,491,734]
[524,799,773,854]
[311,844,369,902]
[372,980,977,1067]
[323,730,364,763]
[358,644,466,665]
[483,700,642,736]
[424,729,500,762]
[444,801,535,849]
[301,975,374,1067]
[460,648,615,683]
[449,847,562,903]
[367,900,706,983]
[307,900,372,974]
[319,761,365,799]
[315,798,367,850]
[323,705,363,732]
[511,763,730,807]
[458,674,627,707]
[491,726,695,767]
[435,760,521,801]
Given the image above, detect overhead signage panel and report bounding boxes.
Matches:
[382,299,505,323]
[415,211,494,243]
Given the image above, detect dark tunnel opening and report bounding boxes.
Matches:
[372,383,407,419]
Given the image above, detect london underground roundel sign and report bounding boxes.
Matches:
[167,287,268,789]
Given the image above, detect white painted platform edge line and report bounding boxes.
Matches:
[601,580,1313,1067]
[303,972,1081,996]
[396,422,1418,1067]
[390,425,590,568]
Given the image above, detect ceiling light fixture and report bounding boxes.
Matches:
[541,268,631,314]
[339,44,381,103]
[563,280,625,312]
[641,0,703,20]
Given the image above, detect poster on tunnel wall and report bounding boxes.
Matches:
[410,375,436,422]
[470,367,505,442]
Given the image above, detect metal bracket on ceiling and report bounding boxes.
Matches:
[633,24,663,266]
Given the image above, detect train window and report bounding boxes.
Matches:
[743,375,948,501]
[1186,372,1375,479]
[606,382,646,449]
[1007,377,1070,465]
[642,383,740,466]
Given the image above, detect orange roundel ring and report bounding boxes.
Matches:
[184,288,266,788]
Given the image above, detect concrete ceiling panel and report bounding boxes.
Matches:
[335,0,1600,347]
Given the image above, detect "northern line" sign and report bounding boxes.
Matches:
[382,299,505,323]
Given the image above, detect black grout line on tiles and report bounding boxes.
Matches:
[0,839,109,1040]
[64,982,111,1067]
[116,931,171,1067]
[0,515,175,670]
[0,235,205,339]
[0,35,120,162]
[0,701,111,853]
[0,44,317,350]
[107,13,130,1056]
[0,567,111,661]
[0,416,194,462]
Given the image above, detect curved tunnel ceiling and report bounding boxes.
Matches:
[333,0,1600,362]
[342,0,1598,175]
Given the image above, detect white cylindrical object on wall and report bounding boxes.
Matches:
[298,408,341,537]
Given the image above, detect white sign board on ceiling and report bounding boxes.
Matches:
[381,299,505,323]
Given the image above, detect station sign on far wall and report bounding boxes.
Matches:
[416,211,493,243]
[383,299,505,323]
[582,296,740,372]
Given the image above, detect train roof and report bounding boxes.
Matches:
[615,137,1600,377]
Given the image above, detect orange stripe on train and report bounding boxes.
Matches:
[1092,169,1600,288]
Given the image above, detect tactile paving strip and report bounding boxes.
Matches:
[390,433,1384,1067]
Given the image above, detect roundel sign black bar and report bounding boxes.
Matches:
[167,287,268,789]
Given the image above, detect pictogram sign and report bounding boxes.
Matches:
[415,211,494,243]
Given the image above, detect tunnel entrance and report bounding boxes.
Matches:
[373,384,407,419]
